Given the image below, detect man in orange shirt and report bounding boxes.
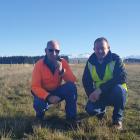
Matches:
[31,40,77,123]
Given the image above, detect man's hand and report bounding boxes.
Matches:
[47,95,61,104]
[89,88,102,102]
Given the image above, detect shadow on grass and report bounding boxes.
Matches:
[0,113,89,139]
[123,128,140,134]
[0,116,34,139]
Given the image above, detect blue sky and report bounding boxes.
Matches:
[0,0,140,57]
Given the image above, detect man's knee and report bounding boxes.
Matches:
[113,85,127,98]
[112,85,127,107]
[65,82,77,99]
[65,82,77,92]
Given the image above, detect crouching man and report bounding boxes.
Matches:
[31,40,78,125]
[82,37,127,130]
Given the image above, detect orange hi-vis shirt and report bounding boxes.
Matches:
[31,58,76,100]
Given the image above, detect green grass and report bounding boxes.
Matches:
[0,64,139,140]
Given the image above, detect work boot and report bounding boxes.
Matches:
[65,117,81,128]
[96,112,105,120]
[32,119,42,129]
[32,115,46,129]
[112,121,123,130]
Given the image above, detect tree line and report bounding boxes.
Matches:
[0,56,140,64]
[0,56,69,64]
[123,58,140,63]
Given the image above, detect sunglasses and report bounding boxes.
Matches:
[48,49,60,54]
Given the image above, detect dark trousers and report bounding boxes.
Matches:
[85,84,127,122]
[32,82,77,120]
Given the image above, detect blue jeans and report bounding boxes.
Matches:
[85,84,127,122]
[32,82,77,120]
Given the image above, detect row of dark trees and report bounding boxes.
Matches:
[0,56,69,64]
[0,56,140,64]
[123,58,140,63]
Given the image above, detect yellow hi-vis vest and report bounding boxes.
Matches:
[88,61,127,91]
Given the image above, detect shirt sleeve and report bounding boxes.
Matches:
[31,61,49,100]
[82,62,95,97]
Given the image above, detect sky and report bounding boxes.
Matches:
[0,0,140,58]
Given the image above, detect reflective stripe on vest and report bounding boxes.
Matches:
[88,61,127,91]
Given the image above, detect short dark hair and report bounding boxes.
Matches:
[94,37,109,47]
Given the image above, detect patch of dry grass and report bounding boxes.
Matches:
[0,64,139,139]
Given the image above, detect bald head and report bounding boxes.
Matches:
[45,40,60,62]
[46,40,60,50]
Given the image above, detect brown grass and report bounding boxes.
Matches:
[0,64,139,139]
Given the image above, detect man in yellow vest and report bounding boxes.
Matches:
[82,37,127,130]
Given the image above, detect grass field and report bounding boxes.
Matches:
[0,64,140,140]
